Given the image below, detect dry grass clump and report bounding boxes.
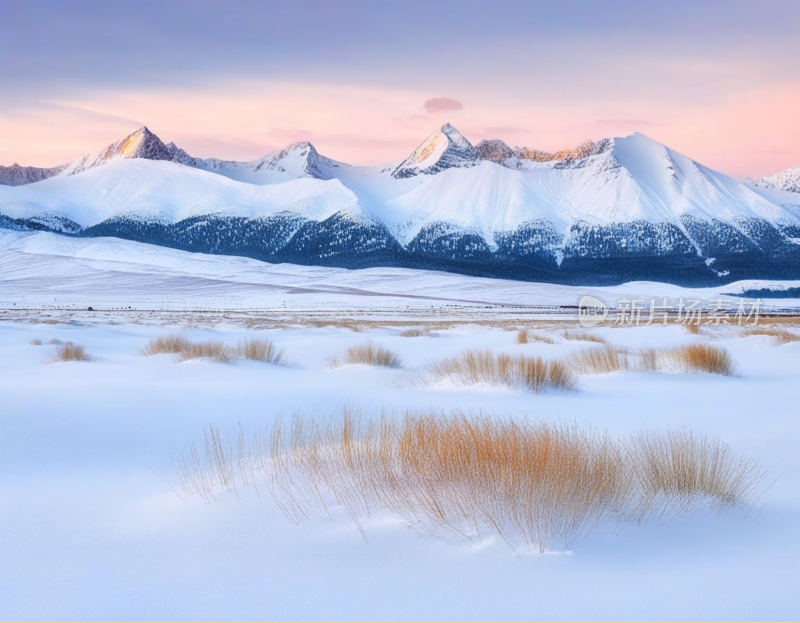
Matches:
[638,347,660,371]
[172,409,764,553]
[568,346,630,374]
[400,328,425,338]
[515,329,556,344]
[327,342,402,369]
[682,322,701,335]
[562,329,607,344]
[47,338,63,345]
[28,338,42,346]
[142,335,287,365]
[564,343,736,377]
[626,428,761,519]
[27,319,62,326]
[669,343,737,376]
[177,340,232,363]
[50,341,92,362]
[425,350,576,393]
[141,334,192,355]
[758,316,800,326]
[235,338,287,364]
[307,319,365,332]
[747,327,800,345]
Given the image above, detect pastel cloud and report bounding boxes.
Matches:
[423,97,464,114]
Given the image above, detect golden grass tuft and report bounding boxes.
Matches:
[47,338,63,345]
[177,340,232,363]
[515,329,556,345]
[564,343,736,377]
[50,341,92,362]
[682,322,701,335]
[425,349,576,393]
[528,332,556,344]
[626,428,761,519]
[307,319,365,332]
[141,334,192,355]
[142,335,287,365]
[235,338,287,364]
[669,343,737,376]
[172,409,764,553]
[400,328,425,338]
[568,345,630,374]
[638,347,660,372]
[562,329,607,344]
[747,327,800,345]
[328,342,402,369]
[28,338,42,346]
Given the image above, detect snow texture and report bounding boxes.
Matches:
[0,237,799,619]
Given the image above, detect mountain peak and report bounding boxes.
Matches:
[439,123,473,150]
[250,140,331,179]
[164,141,198,166]
[59,126,175,176]
[748,165,800,194]
[476,137,616,170]
[0,161,68,186]
[111,126,170,159]
[285,140,315,151]
[392,123,479,179]
[474,139,515,164]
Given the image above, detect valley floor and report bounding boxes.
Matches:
[1,229,799,621]
[2,230,800,317]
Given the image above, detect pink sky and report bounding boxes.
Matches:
[0,0,800,183]
[2,77,798,179]
[2,2,800,180]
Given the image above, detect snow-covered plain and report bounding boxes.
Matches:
[1,230,800,621]
[2,230,799,315]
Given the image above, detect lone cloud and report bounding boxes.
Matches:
[423,97,464,114]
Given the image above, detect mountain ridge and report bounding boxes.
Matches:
[748,166,800,194]
[0,162,68,186]
[1,123,799,286]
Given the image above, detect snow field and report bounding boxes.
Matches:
[1,318,799,619]
[2,230,800,314]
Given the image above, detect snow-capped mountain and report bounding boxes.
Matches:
[392,123,479,178]
[0,127,341,187]
[0,127,181,185]
[0,162,67,186]
[1,124,799,286]
[185,141,342,184]
[58,127,176,176]
[748,166,800,194]
[744,167,800,227]
[474,138,607,170]
[474,139,518,165]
